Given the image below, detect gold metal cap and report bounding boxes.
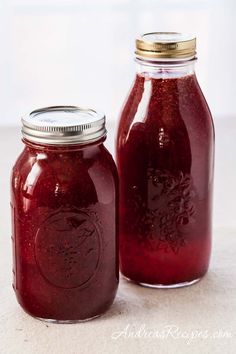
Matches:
[135,32,196,60]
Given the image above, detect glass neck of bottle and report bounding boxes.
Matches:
[135,57,196,79]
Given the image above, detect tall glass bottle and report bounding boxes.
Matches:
[116,33,214,288]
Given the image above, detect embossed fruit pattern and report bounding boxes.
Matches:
[130,169,196,254]
[35,210,100,288]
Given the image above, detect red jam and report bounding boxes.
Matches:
[117,70,214,287]
[11,107,118,321]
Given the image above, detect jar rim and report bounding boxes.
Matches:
[21,106,107,145]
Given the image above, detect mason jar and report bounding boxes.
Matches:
[11,106,118,322]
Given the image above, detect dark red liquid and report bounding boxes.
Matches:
[11,138,118,321]
[117,72,214,286]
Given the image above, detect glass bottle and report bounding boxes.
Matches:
[116,33,215,288]
[11,106,118,322]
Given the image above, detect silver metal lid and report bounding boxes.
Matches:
[22,106,106,145]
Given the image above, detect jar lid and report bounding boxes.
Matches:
[135,32,196,60]
[22,106,106,145]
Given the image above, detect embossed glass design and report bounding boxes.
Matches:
[116,58,214,288]
[11,134,118,322]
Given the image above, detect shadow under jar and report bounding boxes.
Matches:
[11,106,119,322]
[116,33,215,288]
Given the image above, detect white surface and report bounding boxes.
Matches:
[0,121,236,354]
[0,0,236,125]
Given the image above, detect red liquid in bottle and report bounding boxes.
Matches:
[117,68,214,287]
[11,107,118,321]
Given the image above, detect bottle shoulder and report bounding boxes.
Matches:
[117,74,214,145]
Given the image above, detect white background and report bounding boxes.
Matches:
[0,0,235,125]
[0,3,236,353]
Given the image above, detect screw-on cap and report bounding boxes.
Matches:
[22,106,106,145]
[135,32,196,60]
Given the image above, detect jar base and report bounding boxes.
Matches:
[123,275,201,289]
[35,313,101,324]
